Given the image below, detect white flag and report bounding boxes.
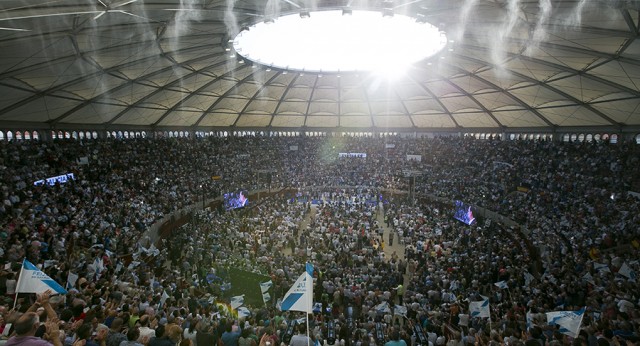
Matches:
[469,298,490,318]
[16,259,67,295]
[618,262,636,281]
[523,272,534,286]
[66,272,79,290]
[281,263,314,313]
[394,305,407,316]
[231,295,245,310]
[262,292,271,303]
[237,307,251,318]
[526,310,535,330]
[160,290,170,306]
[593,263,610,273]
[260,280,273,293]
[546,307,585,338]
[494,281,508,289]
[375,301,391,314]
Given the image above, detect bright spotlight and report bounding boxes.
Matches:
[234,10,446,73]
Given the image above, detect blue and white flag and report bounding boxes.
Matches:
[617,262,636,281]
[66,272,79,290]
[230,295,245,310]
[374,301,391,314]
[394,305,408,316]
[593,263,610,273]
[469,298,490,318]
[262,292,271,303]
[523,272,534,286]
[260,280,273,293]
[494,281,508,289]
[16,259,67,295]
[526,310,535,330]
[313,302,323,314]
[237,307,251,318]
[281,263,314,313]
[546,307,586,338]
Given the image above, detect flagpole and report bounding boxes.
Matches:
[306,313,310,346]
[12,259,27,309]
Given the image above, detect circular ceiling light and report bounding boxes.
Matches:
[233,10,447,75]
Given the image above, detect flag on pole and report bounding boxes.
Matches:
[546,307,586,338]
[494,281,508,289]
[231,295,245,310]
[260,280,273,293]
[469,298,490,318]
[281,263,314,313]
[16,259,67,295]
[617,262,636,281]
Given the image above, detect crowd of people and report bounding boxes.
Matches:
[0,134,639,346]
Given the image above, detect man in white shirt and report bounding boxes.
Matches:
[137,315,156,344]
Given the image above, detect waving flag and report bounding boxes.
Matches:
[546,307,585,338]
[618,262,636,281]
[469,298,490,318]
[523,272,535,286]
[394,305,408,316]
[237,307,251,318]
[160,290,170,308]
[66,272,79,290]
[526,311,535,330]
[260,280,273,293]
[494,281,508,289]
[230,295,245,310]
[374,301,391,314]
[16,259,67,295]
[593,263,610,273]
[260,280,273,305]
[281,263,314,313]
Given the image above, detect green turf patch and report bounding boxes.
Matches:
[228,268,272,308]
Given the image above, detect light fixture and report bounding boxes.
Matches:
[342,8,352,16]
[300,10,310,18]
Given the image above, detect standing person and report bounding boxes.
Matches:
[388,231,394,247]
[383,330,407,346]
[289,324,311,346]
[221,322,241,346]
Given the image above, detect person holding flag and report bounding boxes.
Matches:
[5,290,63,346]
